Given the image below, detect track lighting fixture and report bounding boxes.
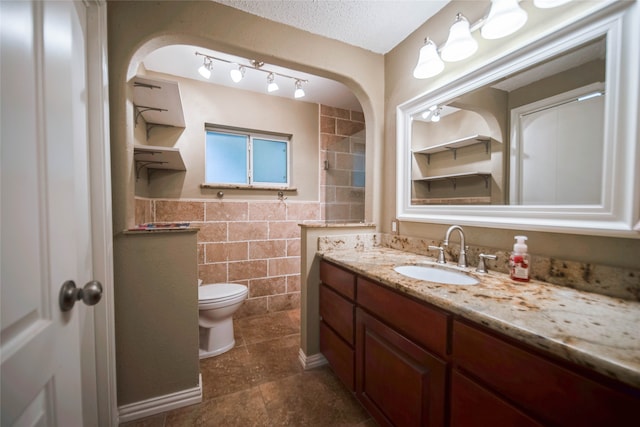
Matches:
[195,52,308,100]
[267,73,279,92]
[294,80,305,99]
[412,1,572,79]
[198,56,213,79]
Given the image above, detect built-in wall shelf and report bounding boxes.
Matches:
[414,134,495,163]
[134,145,186,182]
[414,172,491,191]
[132,76,185,139]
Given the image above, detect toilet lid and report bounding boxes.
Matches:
[199,283,247,302]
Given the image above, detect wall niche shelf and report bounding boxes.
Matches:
[132,76,185,139]
[414,134,494,163]
[134,145,186,183]
[414,172,491,191]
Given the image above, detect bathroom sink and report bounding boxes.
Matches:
[394,265,479,286]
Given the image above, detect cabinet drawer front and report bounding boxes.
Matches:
[320,321,354,391]
[320,284,354,345]
[357,277,450,357]
[450,370,542,427]
[320,260,355,300]
[453,320,640,427]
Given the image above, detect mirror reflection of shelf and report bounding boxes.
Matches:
[414,135,495,163]
[132,76,185,139]
[134,145,186,182]
[414,172,491,191]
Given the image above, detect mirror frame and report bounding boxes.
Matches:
[396,3,639,237]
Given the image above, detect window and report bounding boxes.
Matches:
[205,126,290,188]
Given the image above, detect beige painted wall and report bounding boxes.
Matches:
[384,0,640,269]
[134,69,320,201]
[108,0,384,233]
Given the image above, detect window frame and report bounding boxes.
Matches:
[203,124,292,190]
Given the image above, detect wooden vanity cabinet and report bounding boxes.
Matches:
[355,277,449,427]
[319,261,356,390]
[453,319,640,427]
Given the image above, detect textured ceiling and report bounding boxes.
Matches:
[212,0,450,54]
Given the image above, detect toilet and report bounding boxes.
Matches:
[198,282,248,359]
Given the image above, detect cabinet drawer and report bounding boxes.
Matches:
[453,320,640,427]
[357,277,450,357]
[320,320,354,391]
[320,284,354,345]
[450,370,542,427]
[320,260,355,300]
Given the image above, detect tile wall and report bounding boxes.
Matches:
[135,198,321,318]
[320,105,366,222]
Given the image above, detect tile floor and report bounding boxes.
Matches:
[120,309,377,426]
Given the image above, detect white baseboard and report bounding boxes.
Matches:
[298,348,328,370]
[117,374,202,423]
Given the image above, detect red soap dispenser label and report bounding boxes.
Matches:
[510,253,530,282]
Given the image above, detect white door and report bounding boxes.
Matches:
[1,1,100,425]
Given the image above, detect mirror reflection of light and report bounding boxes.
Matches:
[577,91,604,102]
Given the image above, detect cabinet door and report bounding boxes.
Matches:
[320,321,355,391]
[356,309,446,427]
[450,370,542,427]
[453,320,640,426]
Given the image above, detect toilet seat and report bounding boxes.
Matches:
[198,283,248,304]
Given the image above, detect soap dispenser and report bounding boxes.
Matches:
[509,235,530,282]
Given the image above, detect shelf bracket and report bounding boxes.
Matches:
[135,160,167,182]
[145,123,172,139]
[482,175,490,188]
[134,105,168,126]
[133,81,162,90]
[479,139,490,154]
[446,147,458,160]
[426,153,431,165]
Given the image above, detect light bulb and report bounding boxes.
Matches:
[534,0,571,8]
[294,81,305,99]
[267,73,279,92]
[230,66,244,83]
[440,13,478,62]
[481,0,528,40]
[198,58,212,79]
[431,109,441,122]
[413,39,444,79]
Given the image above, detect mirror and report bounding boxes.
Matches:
[397,7,639,236]
[410,37,605,206]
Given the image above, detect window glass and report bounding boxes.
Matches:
[253,138,287,184]
[204,127,290,187]
[205,131,248,184]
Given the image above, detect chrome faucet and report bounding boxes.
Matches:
[444,225,468,267]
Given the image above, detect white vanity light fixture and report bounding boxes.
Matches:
[431,107,442,122]
[413,38,445,79]
[481,0,528,40]
[198,56,213,79]
[421,105,439,120]
[534,0,572,8]
[440,13,478,62]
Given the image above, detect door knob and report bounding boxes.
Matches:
[59,280,103,312]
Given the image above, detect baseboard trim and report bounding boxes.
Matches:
[298,348,328,370]
[117,374,202,423]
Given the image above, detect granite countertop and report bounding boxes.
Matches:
[319,246,640,389]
